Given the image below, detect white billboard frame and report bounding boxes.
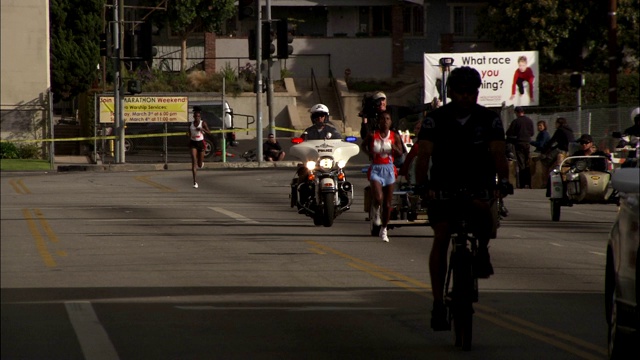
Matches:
[424,51,539,108]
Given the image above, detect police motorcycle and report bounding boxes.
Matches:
[611,132,639,169]
[547,154,617,222]
[289,134,360,227]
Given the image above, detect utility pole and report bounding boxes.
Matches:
[608,0,618,106]
[256,3,263,163]
[113,0,123,163]
[118,0,125,163]
[266,0,275,138]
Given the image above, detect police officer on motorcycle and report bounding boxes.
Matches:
[293,104,342,213]
[302,104,342,141]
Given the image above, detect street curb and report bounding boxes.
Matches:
[55,161,303,172]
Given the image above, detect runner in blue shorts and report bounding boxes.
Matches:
[361,111,404,242]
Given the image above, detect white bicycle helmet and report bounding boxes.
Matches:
[309,103,330,123]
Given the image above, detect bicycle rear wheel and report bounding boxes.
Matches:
[453,303,473,350]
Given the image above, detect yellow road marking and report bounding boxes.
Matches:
[134,175,176,192]
[307,240,607,359]
[9,179,31,194]
[22,209,56,268]
[33,208,59,243]
[309,247,326,255]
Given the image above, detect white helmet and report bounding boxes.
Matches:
[309,103,330,123]
[310,103,329,115]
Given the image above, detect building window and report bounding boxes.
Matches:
[359,6,391,36]
[403,5,425,36]
[450,4,481,38]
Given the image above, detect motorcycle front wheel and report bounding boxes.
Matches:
[322,192,335,227]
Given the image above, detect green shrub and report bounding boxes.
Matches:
[0,142,19,159]
[0,142,40,159]
[17,144,41,159]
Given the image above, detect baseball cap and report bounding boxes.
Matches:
[373,92,386,100]
[577,134,593,144]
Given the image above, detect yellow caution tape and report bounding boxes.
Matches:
[0,126,368,143]
[0,126,310,143]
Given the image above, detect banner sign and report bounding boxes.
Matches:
[98,96,189,123]
[424,51,539,107]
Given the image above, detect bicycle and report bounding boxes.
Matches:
[439,185,512,350]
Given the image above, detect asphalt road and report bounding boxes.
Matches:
[1,166,617,359]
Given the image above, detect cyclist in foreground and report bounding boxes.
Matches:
[415,66,511,331]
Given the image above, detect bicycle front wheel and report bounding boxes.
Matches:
[451,245,475,351]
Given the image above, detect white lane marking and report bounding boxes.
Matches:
[65,301,119,360]
[549,242,565,247]
[209,207,259,224]
[589,251,606,256]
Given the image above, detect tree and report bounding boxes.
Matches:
[476,0,639,73]
[163,0,236,72]
[50,0,104,102]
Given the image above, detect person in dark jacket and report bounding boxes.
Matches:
[506,107,534,188]
[530,120,551,152]
[571,134,610,172]
[541,117,575,168]
[263,133,285,161]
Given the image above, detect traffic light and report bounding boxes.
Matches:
[262,21,275,60]
[248,29,257,60]
[137,21,153,63]
[99,32,112,57]
[570,73,584,88]
[124,22,153,63]
[127,79,142,94]
[238,0,256,20]
[277,19,294,59]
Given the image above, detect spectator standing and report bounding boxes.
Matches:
[530,120,551,153]
[506,107,535,188]
[541,117,576,169]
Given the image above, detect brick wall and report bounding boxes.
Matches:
[204,32,216,74]
[391,4,404,77]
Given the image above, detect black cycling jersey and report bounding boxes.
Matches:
[418,103,505,191]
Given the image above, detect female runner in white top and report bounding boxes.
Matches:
[189,107,211,188]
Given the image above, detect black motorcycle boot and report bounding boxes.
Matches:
[430,302,450,331]
[474,246,494,279]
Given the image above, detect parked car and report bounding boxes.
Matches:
[124,100,237,158]
[605,167,639,359]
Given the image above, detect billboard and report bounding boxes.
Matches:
[424,51,539,108]
[98,96,189,123]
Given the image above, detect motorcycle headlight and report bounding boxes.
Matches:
[306,161,316,170]
[337,160,347,168]
[319,157,334,170]
[575,160,587,172]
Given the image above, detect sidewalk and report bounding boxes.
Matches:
[54,138,370,172]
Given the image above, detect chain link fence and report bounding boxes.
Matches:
[500,104,638,153]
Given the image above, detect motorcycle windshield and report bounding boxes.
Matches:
[290,139,360,163]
